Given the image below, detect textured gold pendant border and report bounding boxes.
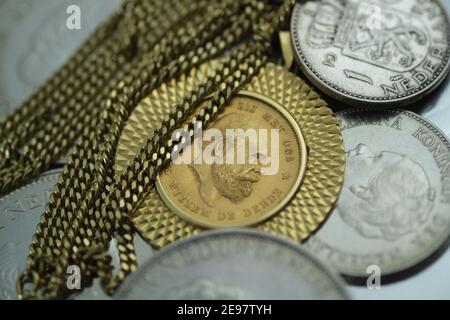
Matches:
[115,63,346,249]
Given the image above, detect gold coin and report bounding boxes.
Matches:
[115,62,346,249]
[156,91,307,228]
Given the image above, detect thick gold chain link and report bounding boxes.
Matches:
[14,0,295,299]
[25,0,259,264]
[0,0,213,193]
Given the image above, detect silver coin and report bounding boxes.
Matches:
[0,169,154,300]
[0,0,121,118]
[0,168,155,300]
[412,63,450,138]
[114,229,349,300]
[306,110,450,278]
[291,0,450,107]
[0,169,61,300]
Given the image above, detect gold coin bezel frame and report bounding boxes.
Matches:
[115,63,346,249]
[155,90,308,229]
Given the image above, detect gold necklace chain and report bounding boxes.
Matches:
[9,0,296,299]
[24,0,262,267]
[0,0,212,193]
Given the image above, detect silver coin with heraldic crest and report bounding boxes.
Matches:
[291,0,450,107]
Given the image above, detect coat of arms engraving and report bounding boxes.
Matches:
[306,0,430,72]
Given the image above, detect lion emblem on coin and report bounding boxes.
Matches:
[306,0,430,72]
[349,11,427,68]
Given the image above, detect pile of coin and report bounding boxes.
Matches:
[0,0,449,300]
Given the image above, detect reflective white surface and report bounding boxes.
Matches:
[0,0,121,117]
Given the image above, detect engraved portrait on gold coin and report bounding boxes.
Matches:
[115,63,345,247]
[156,92,307,228]
[186,112,262,207]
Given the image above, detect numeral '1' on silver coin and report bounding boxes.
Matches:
[291,0,450,107]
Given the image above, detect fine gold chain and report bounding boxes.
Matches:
[0,0,212,192]
[7,0,296,299]
[23,0,262,275]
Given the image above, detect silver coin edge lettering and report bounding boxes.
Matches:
[0,169,61,206]
[308,109,450,278]
[290,0,450,107]
[0,169,62,299]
